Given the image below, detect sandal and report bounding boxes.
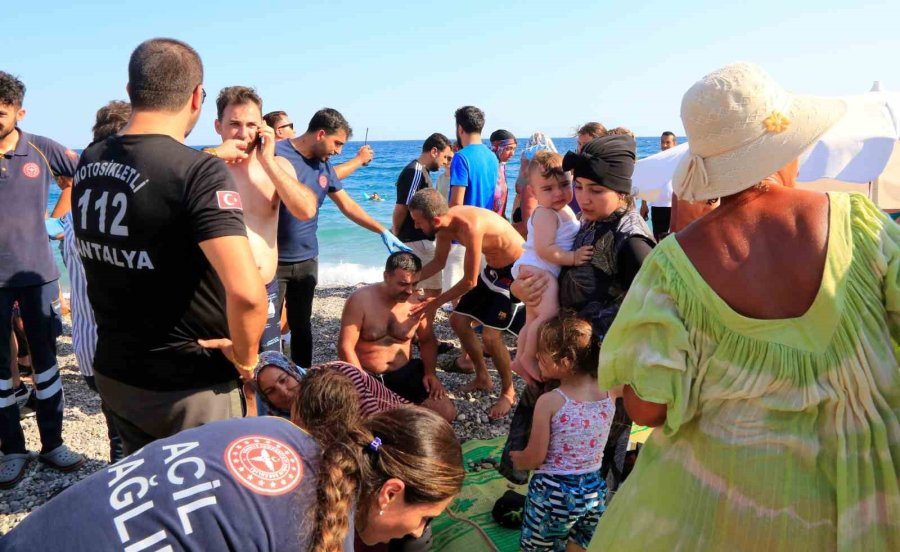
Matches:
[0,453,35,489]
[39,445,86,473]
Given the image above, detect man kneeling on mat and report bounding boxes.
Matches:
[408,188,526,419]
[339,251,457,422]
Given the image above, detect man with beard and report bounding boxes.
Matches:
[391,132,453,336]
[274,108,409,369]
[338,251,456,421]
[409,188,525,419]
[0,70,84,487]
[73,38,268,454]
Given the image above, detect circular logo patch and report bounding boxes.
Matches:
[224,435,303,496]
[318,174,328,189]
[22,162,40,178]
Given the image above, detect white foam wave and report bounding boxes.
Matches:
[318,261,383,286]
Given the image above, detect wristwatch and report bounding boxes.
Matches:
[203,147,219,157]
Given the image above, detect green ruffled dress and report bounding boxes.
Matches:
[591,193,900,551]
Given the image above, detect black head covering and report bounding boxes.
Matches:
[562,134,636,194]
[489,129,516,142]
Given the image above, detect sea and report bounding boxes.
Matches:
[49,137,664,289]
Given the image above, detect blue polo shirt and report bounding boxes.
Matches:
[275,140,342,262]
[0,129,78,288]
[449,143,498,209]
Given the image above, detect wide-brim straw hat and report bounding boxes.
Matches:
[674,63,847,201]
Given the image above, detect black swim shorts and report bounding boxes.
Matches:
[377,358,429,404]
[453,264,526,335]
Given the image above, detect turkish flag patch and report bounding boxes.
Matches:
[216,190,243,210]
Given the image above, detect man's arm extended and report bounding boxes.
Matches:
[199,235,268,368]
[418,233,451,283]
[334,145,374,180]
[412,225,482,315]
[338,292,365,369]
[329,189,386,233]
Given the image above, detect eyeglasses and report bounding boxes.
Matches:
[277,122,294,131]
[201,87,207,104]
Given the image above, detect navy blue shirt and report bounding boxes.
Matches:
[0,417,354,552]
[275,140,342,262]
[0,129,78,287]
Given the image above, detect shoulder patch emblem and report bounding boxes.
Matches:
[216,190,243,210]
[224,435,304,496]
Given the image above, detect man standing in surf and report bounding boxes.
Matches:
[410,188,524,418]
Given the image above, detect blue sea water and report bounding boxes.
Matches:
[49,137,663,287]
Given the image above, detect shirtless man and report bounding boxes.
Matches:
[408,188,525,418]
[338,252,457,422]
[209,87,317,352]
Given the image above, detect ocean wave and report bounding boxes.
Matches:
[318,261,383,286]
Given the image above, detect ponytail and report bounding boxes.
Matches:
[308,407,465,551]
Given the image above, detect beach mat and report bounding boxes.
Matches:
[431,436,525,552]
[432,426,654,551]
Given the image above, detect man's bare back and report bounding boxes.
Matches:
[439,205,524,268]
[344,284,425,374]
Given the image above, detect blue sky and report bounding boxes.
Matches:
[8,0,899,147]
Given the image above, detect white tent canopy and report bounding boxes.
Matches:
[632,84,900,208]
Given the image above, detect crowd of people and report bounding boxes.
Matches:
[2,36,900,552]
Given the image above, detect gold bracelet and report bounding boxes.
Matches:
[203,147,219,157]
[234,355,259,374]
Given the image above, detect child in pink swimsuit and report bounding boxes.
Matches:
[510,315,614,551]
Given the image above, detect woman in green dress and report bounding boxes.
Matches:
[591,63,900,551]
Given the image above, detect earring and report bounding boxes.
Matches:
[378,510,384,516]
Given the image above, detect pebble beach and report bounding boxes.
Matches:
[0,284,525,534]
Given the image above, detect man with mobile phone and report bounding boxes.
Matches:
[203,87,317,361]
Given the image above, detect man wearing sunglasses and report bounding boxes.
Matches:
[263,111,295,141]
[264,109,374,180]
[72,38,268,454]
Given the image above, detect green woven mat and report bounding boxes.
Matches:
[432,426,652,551]
[431,436,525,552]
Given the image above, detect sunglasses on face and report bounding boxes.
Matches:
[277,122,294,131]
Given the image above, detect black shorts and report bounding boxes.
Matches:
[454,264,526,335]
[378,359,428,404]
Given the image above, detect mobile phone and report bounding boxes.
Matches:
[246,133,261,155]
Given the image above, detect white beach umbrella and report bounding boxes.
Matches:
[632,85,900,206]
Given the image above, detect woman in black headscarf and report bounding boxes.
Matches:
[500,135,655,496]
